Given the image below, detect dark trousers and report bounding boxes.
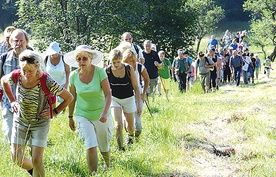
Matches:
[234,67,241,86]
[223,69,231,83]
[210,70,217,88]
[175,72,187,92]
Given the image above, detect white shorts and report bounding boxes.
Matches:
[111,96,136,113]
[76,115,113,152]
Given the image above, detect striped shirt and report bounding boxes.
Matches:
[7,73,63,123]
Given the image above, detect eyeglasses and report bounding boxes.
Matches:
[76,57,89,62]
[20,57,36,64]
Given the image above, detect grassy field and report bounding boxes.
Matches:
[0,34,275,176]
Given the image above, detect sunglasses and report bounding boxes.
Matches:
[76,57,89,62]
[20,57,36,64]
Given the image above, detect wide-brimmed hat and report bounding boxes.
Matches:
[46,41,61,56]
[64,45,103,67]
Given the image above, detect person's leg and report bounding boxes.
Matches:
[1,108,13,143]
[237,68,241,86]
[11,144,33,170]
[31,146,45,177]
[183,73,187,92]
[111,107,124,148]
[124,112,135,144]
[242,70,248,84]
[134,97,143,138]
[100,151,110,168]
[87,147,98,173]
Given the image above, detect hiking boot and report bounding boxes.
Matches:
[126,136,134,145]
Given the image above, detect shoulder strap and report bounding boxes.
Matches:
[40,72,54,118]
[105,65,112,75]
[137,63,142,86]
[133,44,139,55]
[0,53,8,78]
[45,55,49,64]
[205,57,210,65]
[126,64,131,78]
[11,69,21,83]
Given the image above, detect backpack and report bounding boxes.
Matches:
[137,63,143,87]
[0,52,8,79]
[133,44,139,56]
[197,57,214,71]
[11,69,56,118]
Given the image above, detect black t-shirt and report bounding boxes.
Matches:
[143,50,162,79]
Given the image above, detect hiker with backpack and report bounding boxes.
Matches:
[44,41,70,109]
[195,51,215,93]
[121,32,145,64]
[106,49,141,150]
[1,49,73,177]
[0,29,30,145]
[122,49,150,139]
[172,49,192,93]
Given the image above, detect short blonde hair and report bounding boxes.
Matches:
[109,49,122,61]
[122,49,137,63]
[118,41,132,54]
[19,50,43,76]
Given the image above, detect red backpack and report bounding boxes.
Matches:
[12,69,56,118]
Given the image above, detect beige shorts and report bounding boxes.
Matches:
[11,118,50,147]
[76,115,113,152]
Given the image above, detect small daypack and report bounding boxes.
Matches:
[197,57,214,71]
[12,69,56,118]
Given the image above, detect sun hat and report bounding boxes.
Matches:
[64,45,103,67]
[46,41,61,56]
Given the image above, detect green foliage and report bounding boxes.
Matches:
[187,0,225,53]
[14,0,198,58]
[244,0,276,60]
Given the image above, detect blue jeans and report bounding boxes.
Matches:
[234,67,241,86]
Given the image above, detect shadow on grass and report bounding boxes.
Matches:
[179,134,234,157]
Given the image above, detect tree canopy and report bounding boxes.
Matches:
[243,0,276,60]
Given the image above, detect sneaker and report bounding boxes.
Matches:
[118,147,125,151]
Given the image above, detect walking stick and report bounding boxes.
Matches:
[159,76,169,102]
[144,99,153,118]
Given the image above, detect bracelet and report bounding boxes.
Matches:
[68,115,73,119]
[53,108,59,115]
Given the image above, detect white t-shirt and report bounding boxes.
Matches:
[242,56,251,71]
[45,55,66,86]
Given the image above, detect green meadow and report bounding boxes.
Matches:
[0,34,275,176]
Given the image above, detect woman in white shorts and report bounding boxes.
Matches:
[67,45,112,174]
[1,50,73,177]
[106,49,141,151]
[122,49,150,138]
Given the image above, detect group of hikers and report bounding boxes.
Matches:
[0,26,273,177]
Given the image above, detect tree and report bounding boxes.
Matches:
[14,0,198,59]
[187,0,225,54]
[243,0,276,61]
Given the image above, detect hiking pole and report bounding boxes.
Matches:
[159,76,169,102]
[144,99,153,118]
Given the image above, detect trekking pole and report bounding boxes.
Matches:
[159,76,169,102]
[144,99,153,118]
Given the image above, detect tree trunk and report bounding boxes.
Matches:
[270,45,276,62]
[196,37,202,54]
[261,45,266,59]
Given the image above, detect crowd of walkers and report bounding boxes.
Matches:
[0,26,273,176]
